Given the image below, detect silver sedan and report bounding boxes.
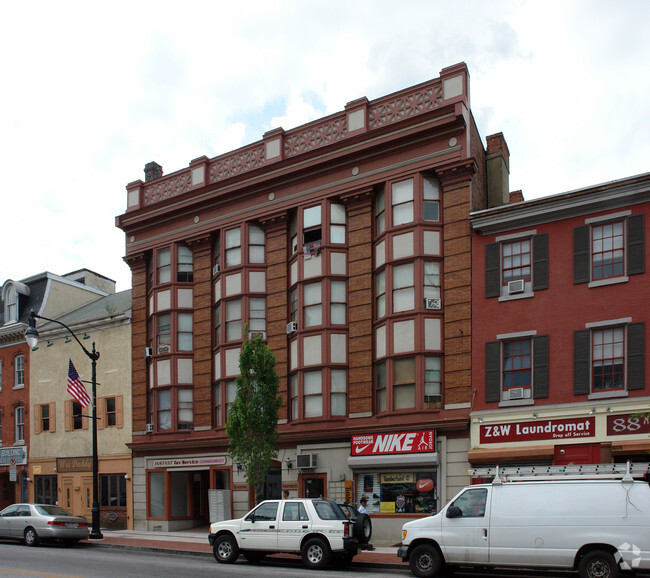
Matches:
[0,503,89,546]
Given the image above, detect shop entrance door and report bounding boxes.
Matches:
[81,476,93,519]
[301,473,326,499]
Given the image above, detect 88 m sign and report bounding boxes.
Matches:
[607,413,650,436]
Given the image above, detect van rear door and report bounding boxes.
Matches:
[440,487,490,563]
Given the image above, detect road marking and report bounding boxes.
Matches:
[0,569,86,578]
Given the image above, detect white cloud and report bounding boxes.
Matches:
[1,0,649,291]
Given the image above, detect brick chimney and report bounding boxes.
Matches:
[509,190,524,204]
[486,133,510,208]
[144,161,163,182]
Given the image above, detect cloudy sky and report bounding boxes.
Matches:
[2,0,648,292]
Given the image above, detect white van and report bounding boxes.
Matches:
[398,463,650,578]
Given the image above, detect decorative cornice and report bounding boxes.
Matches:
[339,185,374,206]
[435,158,477,187]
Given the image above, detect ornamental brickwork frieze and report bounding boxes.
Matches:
[208,145,265,183]
[144,172,192,205]
[368,82,443,129]
[284,117,347,156]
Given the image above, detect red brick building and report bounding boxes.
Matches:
[470,172,649,469]
[116,63,513,540]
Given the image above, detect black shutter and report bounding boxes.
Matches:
[627,322,645,390]
[573,226,590,284]
[533,335,549,398]
[485,341,501,402]
[532,233,549,291]
[627,214,645,276]
[485,243,500,298]
[573,330,590,395]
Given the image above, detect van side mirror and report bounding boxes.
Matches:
[446,505,462,518]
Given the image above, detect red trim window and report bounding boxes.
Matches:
[592,327,625,391]
[592,221,624,281]
[502,239,531,285]
[502,339,532,391]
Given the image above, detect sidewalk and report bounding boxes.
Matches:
[82,529,405,570]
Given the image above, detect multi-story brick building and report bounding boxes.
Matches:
[0,270,113,510]
[116,63,514,540]
[470,172,649,471]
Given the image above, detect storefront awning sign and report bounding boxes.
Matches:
[480,417,595,444]
[151,457,227,468]
[351,430,435,456]
[607,413,650,436]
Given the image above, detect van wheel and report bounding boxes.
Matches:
[409,544,442,578]
[579,550,619,578]
[354,513,372,543]
[301,537,331,570]
[212,534,239,564]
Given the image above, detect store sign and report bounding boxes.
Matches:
[480,417,595,444]
[151,457,227,468]
[57,457,92,472]
[607,413,650,436]
[351,430,435,456]
[0,447,27,466]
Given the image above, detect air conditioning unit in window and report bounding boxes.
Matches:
[296,453,318,469]
[249,331,266,340]
[424,298,441,310]
[212,264,220,275]
[507,279,525,294]
[144,347,153,359]
[286,322,298,334]
[145,423,154,433]
[503,387,531,401]
[157,344,171,354]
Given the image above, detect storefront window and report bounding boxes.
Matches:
[357,471,437,514]
[149,472,165,517]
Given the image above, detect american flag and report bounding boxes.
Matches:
[67,359,91,407]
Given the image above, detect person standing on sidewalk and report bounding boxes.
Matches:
[358,496,369,514]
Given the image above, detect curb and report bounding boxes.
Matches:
[82,539,407,570]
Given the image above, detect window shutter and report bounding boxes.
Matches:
[485,341,501,402]
[82,405,89,430]
[116,396,124,429]
[573,330,590,395]
[485,243,500,298]
[97,397,105,430]
[573,226,590,284]
[34,407,42,435]
[533,335,549,398]
[627,214,645,275]
[532,234,549,291]
[627,322,645,390]
[49,402,56,433]
[64,400,72,431]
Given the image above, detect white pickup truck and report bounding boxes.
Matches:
[208,498,372,570]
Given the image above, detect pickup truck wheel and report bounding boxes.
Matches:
[578,550,619,578]
[409,544,442,578]
[213,534,239,564]
[354,513,372,543]
[243,551,266,564]
[301,537,331,570]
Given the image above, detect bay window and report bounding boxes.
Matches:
[392,178,414,225]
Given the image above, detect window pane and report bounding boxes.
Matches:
[225,228,241,248]
[304,396,322,418]
[304,305,322,327]
[331,304,346,324]
[393,203,414,225]
[249,246,265,263]
[249,225,264,244]
[394,358,415,384]
[304,371,322,395]
[330,224,346,244]
[423,176,439,200]
[393,288,414,312]
[304,283,322,305]
[394,384,415,409]
[392,179,414,204]
[394,263,414,287]
[304,206,321,228]
[331,204,346,224]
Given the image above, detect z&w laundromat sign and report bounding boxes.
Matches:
[480,417,595,444]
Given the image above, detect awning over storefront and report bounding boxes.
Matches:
[348,452,439,469]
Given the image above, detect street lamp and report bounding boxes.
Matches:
[25,310,103,540]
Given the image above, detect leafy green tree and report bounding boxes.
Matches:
[225,332,281,503]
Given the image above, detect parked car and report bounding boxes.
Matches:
[208,498,373,569]
[0,503,89,546]
[399,470,650,578]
